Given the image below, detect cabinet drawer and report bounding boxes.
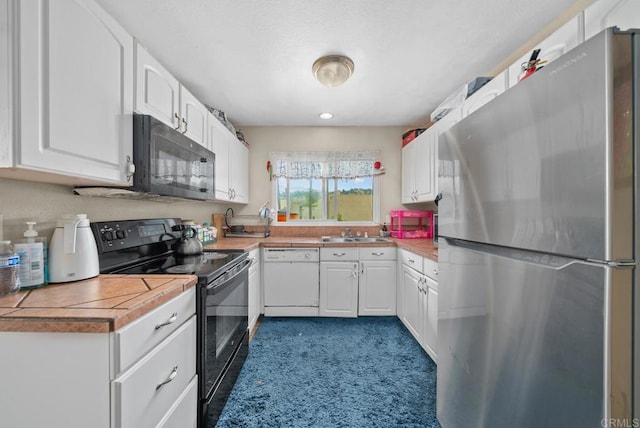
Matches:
[157,375,198,428]
[358,247,396,261]
[113,315,197,428]
[423,257,438,282]
[400,249,423,272]
[320,247,359,261]
[115,287,195,374]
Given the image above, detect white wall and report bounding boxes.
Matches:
[0,178,230,242]
[236,126,406,222]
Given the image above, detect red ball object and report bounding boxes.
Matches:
[374,161,381,169]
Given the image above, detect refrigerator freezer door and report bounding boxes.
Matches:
[438,29,634,262]
[437,238,632,427]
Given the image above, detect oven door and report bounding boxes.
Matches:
[133,114,215,200]
[199,257,250,401]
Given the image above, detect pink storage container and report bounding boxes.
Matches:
[390,210,434,239]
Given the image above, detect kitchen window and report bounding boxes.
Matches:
[270,151,381,223]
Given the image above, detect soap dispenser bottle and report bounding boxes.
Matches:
[14,222,47,288]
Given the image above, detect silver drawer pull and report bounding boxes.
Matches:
[433,269,438,275]
[155,312,178,330]
[372,252,384,256]
[333,252,346,257]
[156,365,178,390]
[408,259,415,263]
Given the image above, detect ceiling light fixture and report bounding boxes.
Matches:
[312,55,354,87]
[319,112,334,120]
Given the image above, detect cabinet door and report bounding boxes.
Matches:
[400,265,422,342]
[320,262,359,317]
[180,86,208,147]
[207,113,230,201]
[18,0,133,185]
[401,141,416,203]
[507,16,582,87]
[415,128,436,202]
[229,136,249,203]
[462,71,507,118]
[423,278,438,363]
[584,0,640,41]
[358,260,396,316]
[135,42,180,129]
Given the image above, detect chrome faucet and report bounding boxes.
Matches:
[343,227,353,238]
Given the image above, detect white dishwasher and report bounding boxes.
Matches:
[263,248,320,317]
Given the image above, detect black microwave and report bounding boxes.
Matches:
[133,114,215,201]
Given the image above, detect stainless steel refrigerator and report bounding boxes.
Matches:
[437,28,636,427]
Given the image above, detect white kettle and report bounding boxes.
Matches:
[49,214,99,283]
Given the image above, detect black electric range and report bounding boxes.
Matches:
[90,218,250,428]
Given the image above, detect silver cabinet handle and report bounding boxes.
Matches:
[173,113,181,130]
[352,263,358,278]
[156,365,178,390]
[155,312,178,330]
[408,258,415,263]
[433,269,438,276]
[360,262,364,275]
[371,252,384,256]
[333,252,346,257]
[181,117,188,134]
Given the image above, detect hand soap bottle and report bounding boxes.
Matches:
[14,222,47,288]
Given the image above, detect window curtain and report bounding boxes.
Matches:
[270,150,381,179]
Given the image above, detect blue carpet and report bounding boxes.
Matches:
[217,317,439,427]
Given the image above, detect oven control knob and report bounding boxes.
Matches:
[116,230,126,239]
[103,231,114,241]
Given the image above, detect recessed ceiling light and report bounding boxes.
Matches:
[312,55,354,87]
[319,112,334,120]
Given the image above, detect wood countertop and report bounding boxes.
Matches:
[0,274,197,333]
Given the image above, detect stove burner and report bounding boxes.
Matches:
[204,253,229,260]
[166,265,199,274]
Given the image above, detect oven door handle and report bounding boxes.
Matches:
[207,258,252,291]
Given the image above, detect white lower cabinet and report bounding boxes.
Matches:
[319,248,360,317]
[398,249,438,362]
[358,247,397,316]
[0,288,197,428]
[113,316,197,428]
[248,248,261,330]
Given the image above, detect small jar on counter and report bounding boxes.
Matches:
[0,240,20,296]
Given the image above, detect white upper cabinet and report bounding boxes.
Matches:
[134,43,207,147]
[229,135,249,203]
[134,43,180,129]
[507,15,583,88]
[461,71,508,118]
[206,112,248,203]
[402,128,437,203]
[584,0,640,41]
[207,112,230,199]
[1,0,134,186]
[179,86,208,147]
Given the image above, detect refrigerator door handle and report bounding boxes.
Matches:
[442,237,630,270]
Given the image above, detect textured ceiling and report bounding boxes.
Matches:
[96,0,591,127]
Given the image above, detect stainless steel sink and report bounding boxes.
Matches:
[320,236,392,243]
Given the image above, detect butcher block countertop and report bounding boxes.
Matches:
[0,274,197,333]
